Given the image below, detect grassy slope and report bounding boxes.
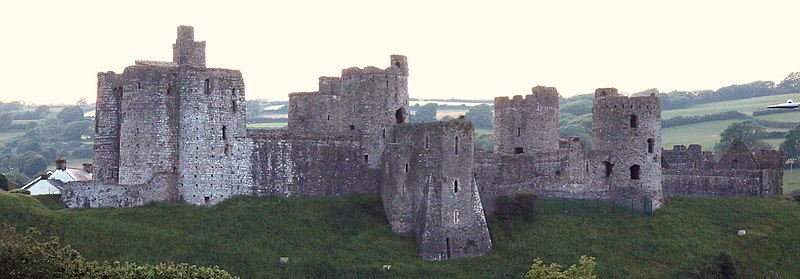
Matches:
[661,93,800,120]
[2,192,799,278]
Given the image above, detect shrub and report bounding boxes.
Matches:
[526,255,597,279]
[9,189,30,195]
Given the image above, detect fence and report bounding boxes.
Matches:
[536,197,653,216]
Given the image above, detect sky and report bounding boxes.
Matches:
[1,0,799,105]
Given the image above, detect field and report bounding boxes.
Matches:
[246,123,287,129]
[2,192,799,278]
[661,93,800,120]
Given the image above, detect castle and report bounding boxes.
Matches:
[62,26,783,261]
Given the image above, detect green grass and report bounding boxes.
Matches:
[2,192,800,278]
[0,131,24,146]
[661,93,800,120]
[782,168,800,194]
[661,119,741,150]
[246,123,287,129]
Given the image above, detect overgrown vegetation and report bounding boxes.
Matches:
[1,192,799,278]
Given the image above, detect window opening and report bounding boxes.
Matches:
[455,136,459,155]
[395,108,406,124]
[630,165,640,180]
[364,154,369,164]
[425,135,430,149]
[647,138,654,153]
[404,163,408,173]
[517,127,521,137]
[349,125,355,130]
[630,115,638,128]
[454,179,459,193]
[604,161,613,177]
[513,147,524,154]
[222,125,227,140]
[204,78,210,94]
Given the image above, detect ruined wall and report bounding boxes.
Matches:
[494,86,560,154]
[287,92,340,132]
[248,130,379,197]
[663,169,773,197]
[61,173,179,208]
[382,119,491,261]
[591,88,663,209]
[172,26,206,68]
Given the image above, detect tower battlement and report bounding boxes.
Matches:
[172,25,206,67]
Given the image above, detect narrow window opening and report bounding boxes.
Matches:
[222,125,227,140]
[454,179,459,193]
[364,154,369,164]
[630,115,638,128]
[137,82,141,89]
[204,196,210,205]
[232,100,237,112]
[446,238,451,259]
[455,136,459,155]
[425,135,430,149]
[453,210,459,224]
[517,127,521,137]
[647,138,654,153]
[404,163,408,173]
[513,147,524,154]
[166,85,172,95]
[326,114,331,121]
[395,108,406,124]
[382,128,386,139]
[349,125,355,130]
[204,78,210,94]
[231,87,236,95]
[352,104,356,112]
[603,161,613,177]
[630,165,640,180]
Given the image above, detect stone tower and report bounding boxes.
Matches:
[93,73,122,183]
[287,55,410,169]
[493,86,560,154]
[591,88,663,210]
[381,119,492,261]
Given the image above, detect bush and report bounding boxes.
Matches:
[0,225,239,279]
[9,189,30,195]
[526,255,597,279]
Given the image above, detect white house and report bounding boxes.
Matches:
[22,159,92,195]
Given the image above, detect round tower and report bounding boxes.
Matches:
[591,88,663,210]
[494,85,559,154]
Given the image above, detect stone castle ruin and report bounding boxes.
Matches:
[61,26,782,260]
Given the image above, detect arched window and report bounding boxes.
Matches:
[630,165,640,180]
[395,107,407,124]
[647,138,654,153]
[630,115,638,128]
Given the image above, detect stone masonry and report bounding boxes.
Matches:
[62,26,781,260]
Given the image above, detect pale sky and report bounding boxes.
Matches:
[1,0,799,105]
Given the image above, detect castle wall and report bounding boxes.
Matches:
[663,169,773,197]
[382,120,491,261]
[494,86,560,154]
[248,130,379,197]
[287,92,340,132]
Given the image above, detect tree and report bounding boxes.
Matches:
[0,174,9,191]
[34,105,50,118]
[63,121,93,140]
[19,152,47,177]
[781,123,800,160]
[559,99,593,116]
[714,120,770,155]
[0,113,12,130]
[465,104,494,130]
[412,103,438,123]
[57,106,84,123]
[526,255,597,279]
[475,134,495,152]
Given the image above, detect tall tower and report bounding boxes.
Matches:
[93,72,122,183]
[494,86,560,154]
[591,88,663,210]
[172,25,206,67]
[339,55,410,168]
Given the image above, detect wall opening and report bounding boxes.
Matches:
[224,144,230,156]
[454,210,459,224]
[555,170,561,176]
[232,87,236,95]
[327,114,331,121]
[731,159,738,169]
[455,136,459,155]
[382,128,386,139]
[204,78,210,94]
[404,163,409,173]
[454,179,458,193]
[603,161,613,177]
[232,100,237,112]
[647,138,654,153]
[630,115,638,128]
[204,196,210,205]
[364,154,369,164]
[517,127,521,137]
[630,165,640,180]
[349,125,355,130]
[222,125,227,140]
[395,107,407,124]
[425,135,430,149]
[513,147,524,154]
[446,238,451,259]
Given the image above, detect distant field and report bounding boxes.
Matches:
[661,93,800,120]
[410,100,490,107]
[247,123,287,129]
[753,112,800,122]
[661,119,740,150]
[0,131,24,145]
[435,109,469,119]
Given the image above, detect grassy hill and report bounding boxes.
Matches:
[2,192,800,278]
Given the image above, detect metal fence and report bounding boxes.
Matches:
[536,197,653,216]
